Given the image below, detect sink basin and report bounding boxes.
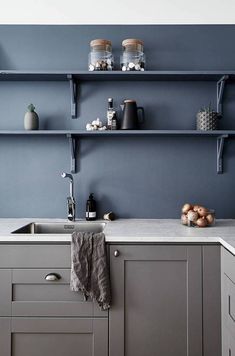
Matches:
[11,222,106,234]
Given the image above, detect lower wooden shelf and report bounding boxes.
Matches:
[0,130,233,174]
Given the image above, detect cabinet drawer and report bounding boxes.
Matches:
[0,317,108,356]
[11,269,107,317]
[0,245,71,268]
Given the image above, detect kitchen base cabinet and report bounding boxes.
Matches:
[0,245,108,356]
[223,332,235,356]
[202,246,221,356]
[222,247,235,356]
[109,245,203,356]
[0,317,108,356]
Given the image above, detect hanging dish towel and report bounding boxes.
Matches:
[70,231,111,310]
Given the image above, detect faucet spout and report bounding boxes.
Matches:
[61,172,76,221]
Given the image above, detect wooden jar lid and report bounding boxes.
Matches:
[90,39,112,47]
[122,38,144,47]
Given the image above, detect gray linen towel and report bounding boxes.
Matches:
[70,231,111,310]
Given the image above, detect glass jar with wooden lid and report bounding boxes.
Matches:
[88,39,114,71]
[121,39,145,71]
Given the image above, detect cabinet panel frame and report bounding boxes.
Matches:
[109,245,203,356]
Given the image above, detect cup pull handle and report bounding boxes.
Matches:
[114,250,120,257]
[45,273,61,281]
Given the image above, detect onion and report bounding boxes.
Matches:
[206,214,214,225]
[196,218,208,227]
[198,207,209,217]
[181,214,188,225]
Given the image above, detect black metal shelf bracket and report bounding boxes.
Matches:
[67,75,77,118]
[217,75,229,116]
[67,134,78,173]
[217,134,228,174]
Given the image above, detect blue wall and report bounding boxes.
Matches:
[0,25,235,218]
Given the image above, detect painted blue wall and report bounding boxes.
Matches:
[0,25,235,218]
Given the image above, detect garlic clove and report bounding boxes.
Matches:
[187,210,199,222]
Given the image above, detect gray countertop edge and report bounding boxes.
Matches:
[0,218,234,256]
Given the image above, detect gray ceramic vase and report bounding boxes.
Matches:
[24,104,39,130]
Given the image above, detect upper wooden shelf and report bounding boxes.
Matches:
[0,130,234,136]
[0,70,235,81]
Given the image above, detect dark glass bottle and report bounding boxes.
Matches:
[107,98,114,130]
[86,193,97,221]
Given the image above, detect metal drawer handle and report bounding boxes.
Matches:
[45,273,61,281]
[114,250,120,257]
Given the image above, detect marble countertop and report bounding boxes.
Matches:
[0,218,234,255]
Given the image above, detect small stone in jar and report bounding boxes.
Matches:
[121,61,144,71]
[89,64,95,71]
[91,60,113,71]
[101,61,107,70]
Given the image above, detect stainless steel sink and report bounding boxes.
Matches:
[11,222,106,234]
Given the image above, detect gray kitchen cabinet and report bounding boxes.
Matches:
[222,247,235,356]
[0,245,107,317]
[0,317,108,356]
[0,245,108,356]
[202,245,221,356]
[109,245,203,356]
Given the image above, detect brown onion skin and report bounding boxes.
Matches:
[181,214,188,225]
[198,207,209,217]
[206,214,214,225]
[196,218,208,227]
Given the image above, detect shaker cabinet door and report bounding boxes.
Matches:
[109,245,202,356]
[0,317,108,356]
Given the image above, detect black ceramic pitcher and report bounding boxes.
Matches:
[120,100,145,130]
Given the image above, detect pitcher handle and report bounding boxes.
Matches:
[137,107,145,124]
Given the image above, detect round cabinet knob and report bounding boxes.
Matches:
[45,273,61,281]
[114,250,120,257]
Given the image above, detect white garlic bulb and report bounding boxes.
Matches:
[187,210,198,222]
